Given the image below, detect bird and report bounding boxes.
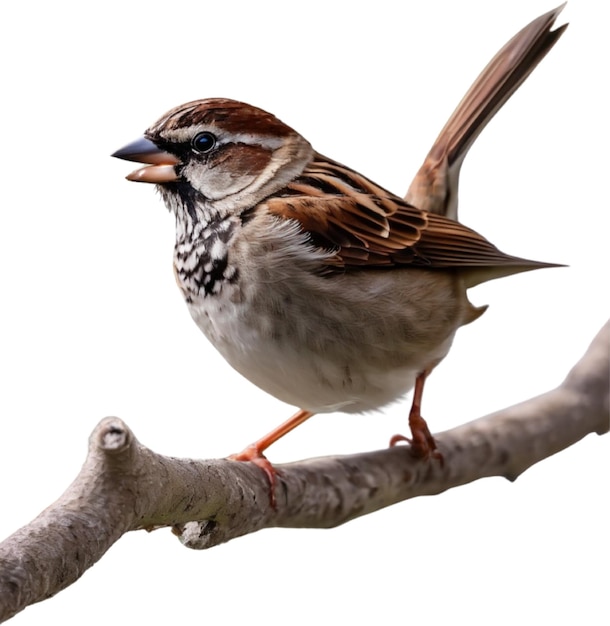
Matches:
[113,5,567,498]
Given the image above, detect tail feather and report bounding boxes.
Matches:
[406,4,568,220]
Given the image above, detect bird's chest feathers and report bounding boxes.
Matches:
[173,216,239,303]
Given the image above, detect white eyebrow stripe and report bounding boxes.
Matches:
[159,125,285,150]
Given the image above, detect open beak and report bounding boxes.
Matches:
[112,137,180,183]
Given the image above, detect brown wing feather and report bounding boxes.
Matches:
[265,154,559,282]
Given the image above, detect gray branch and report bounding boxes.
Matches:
[1,321,608,623]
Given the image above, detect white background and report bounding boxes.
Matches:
[1,1,608,624]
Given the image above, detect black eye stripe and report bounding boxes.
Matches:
[192,131,217,154]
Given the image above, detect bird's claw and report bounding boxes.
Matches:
[390,414,444,466]
[229,444,280,508]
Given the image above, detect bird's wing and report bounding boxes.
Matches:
[265,154,557,285]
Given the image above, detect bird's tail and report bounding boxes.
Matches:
[406,4,568,220]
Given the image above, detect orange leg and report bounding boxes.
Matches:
[229,409,314,507]
[390,371,444,465]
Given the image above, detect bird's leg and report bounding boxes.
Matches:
[390,371,443,465]
[229,409,314,507]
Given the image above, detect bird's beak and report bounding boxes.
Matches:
[112,137,181,183]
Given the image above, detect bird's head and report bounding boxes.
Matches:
[113,98,313,220]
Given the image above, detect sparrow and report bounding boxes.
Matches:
[113,6,566,494]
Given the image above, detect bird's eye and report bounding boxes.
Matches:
[191,131,217,154]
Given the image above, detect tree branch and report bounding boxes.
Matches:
[0,320,608,623]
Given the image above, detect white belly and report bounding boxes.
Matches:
[184,267,465,414]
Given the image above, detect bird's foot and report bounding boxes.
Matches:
[229,444,280,508]
[390,413,444,466]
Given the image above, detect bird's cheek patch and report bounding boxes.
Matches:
[207,143,273,177]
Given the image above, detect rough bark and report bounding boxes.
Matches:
[0,320,608,623]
